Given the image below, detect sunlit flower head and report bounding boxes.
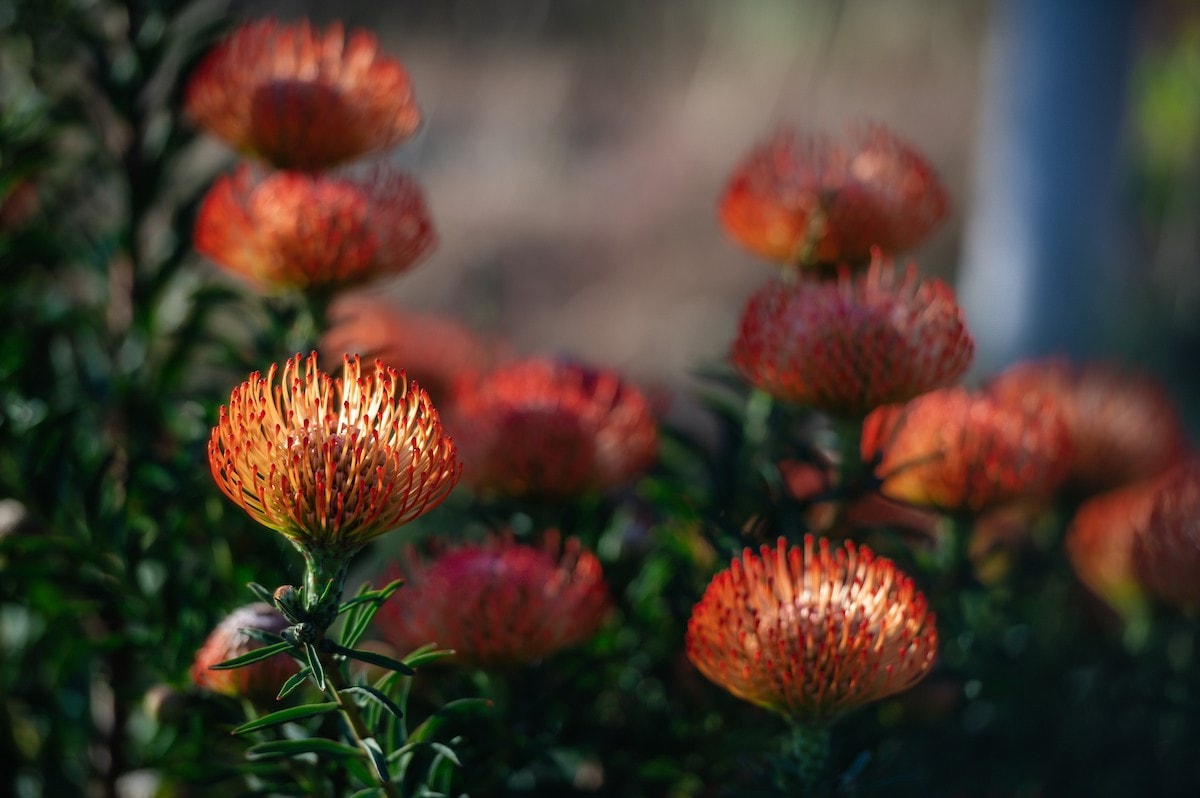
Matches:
[209,353,460,552]
[191,603,297,701]
[1067,476,1167,613]
[185,18,420,169]
[686,535,937,723]
[451,358,658,499]
[719,123,948,267]
[731,257,973,416]
[375,531,612,667]
[986,359,1187,494]
[1132,462,1200,612]
[320,294,507,406]
[862,388,1073,513]
[195,164,434,293]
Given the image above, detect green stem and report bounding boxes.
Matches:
[299,546,356,633]
[322,655,403,798]
[788,721,831,794]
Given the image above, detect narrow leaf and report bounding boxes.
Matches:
[362,736,390,782]
[275,668,311,701]
[428,741,462,768]
[340,685,403,720]
[327,642,414,675]
[402,646,456,670]
[210,640,292,670]
[304,642,326,691]
[240,627,285,646]
[246,737,365,761]
[408,698,492,743]
[231,702,338,735]
[247,582,276,605]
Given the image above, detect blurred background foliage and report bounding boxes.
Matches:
[3,0,1200,797]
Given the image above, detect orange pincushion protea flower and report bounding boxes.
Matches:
[375,532,612,667]
[1132,462,1200,612]
[452,358,658,499]
[1067,476,1169,613]
[208,353,460,552]
[719,124,948,267]
[862,388,1073,513]
[184,19,420,169]
[730,257,973,416]
[195,164,434,293]
[986,359,1187,494]
[191,603,297,701]
[320,294,506,406]
[686,535,937,722]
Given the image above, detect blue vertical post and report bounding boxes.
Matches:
[958,0,1139,373]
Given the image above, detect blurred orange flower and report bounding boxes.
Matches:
[1067,476,1168,614]
[686,535,937,722]
[862,388,1073,513]
[185,18,420,169]
[1132,461,1200,612]
[195,164,434,293]
[191,603,297,701]
[719,124,947,267]
[986,359,1188,494]
[209,353,460,552]
[320,294,506,406]
[731,257,973,416]
[375,532,612,667]
[452,358,658,499]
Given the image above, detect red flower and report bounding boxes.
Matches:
[209,353,460,552]
[1132,462,1200,612]
[191,603,297,701]
[986,359,1187,494]
[320,294,507,407]
[731,257,973,416]
[862,388,1073,513]
[185,18,420,169]
[375,532,612,667]
[1067,476,1169,613]
[452,358,658,499]
[719,124,948,267]
[686,535,937,722]
[195,164,434,293]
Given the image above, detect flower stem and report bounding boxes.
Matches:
[787,721,831,795]
[322,655,403,798]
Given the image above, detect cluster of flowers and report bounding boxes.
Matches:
[690,120,1197,734]
[185,18,656,697]
[183,19,1199,772]
[686,124,959,725]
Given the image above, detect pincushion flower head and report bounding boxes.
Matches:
[195,164,434,294]
[208,352,460,554]
[686,535,937,723]
[191,603,298,701]
[451,358,658,499]
[1132,461,1200,612]
[185,18,420,170]
[719,123,948,268]
[861,387,1073,513]
[1067,476,1169,614]
[730,256,973,416]
[374,531,612,667]
[986,359,1187,494]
